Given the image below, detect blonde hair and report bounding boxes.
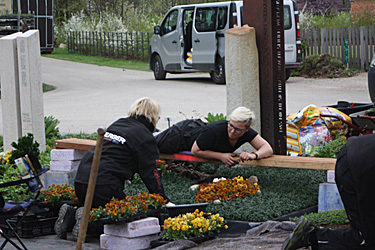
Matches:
[128,97,161,124]
[229,107,254,127]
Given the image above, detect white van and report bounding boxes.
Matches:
[149,0,301,84]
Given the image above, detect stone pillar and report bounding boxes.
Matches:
[0,33,23,152]
[17,30,46,151]
[225,25,261,135]
[0,30,46,152]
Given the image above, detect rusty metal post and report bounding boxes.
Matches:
[243,0,286,155]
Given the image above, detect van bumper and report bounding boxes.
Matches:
[285,63,300,69]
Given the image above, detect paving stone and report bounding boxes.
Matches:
[318,182,344,212]
[50,149,87,161]
[104,217,160,237]
[50,160,81,171]
[100,233,160,250]
[327,170,335,183]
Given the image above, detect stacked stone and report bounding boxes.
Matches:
[41,149,86,187]
[101,217,161,250]
[318,170,344,212]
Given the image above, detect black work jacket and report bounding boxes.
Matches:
[345,134,375,247]
[75,116,168,201]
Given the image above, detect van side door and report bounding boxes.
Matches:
[158,9,181,70]
[192,7,218,71]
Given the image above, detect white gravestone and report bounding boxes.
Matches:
[0,30,46,152]
[0,32,23,152]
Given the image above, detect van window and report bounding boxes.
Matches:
[218,7,228,30]
[240,6,292,30]
[195,7,218,32]
[161,9,178,35]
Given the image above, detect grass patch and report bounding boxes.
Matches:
[0,83,55,99]
[43,83,56,92]
[42,48,150,72]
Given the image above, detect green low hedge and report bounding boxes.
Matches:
[126,164,326,222]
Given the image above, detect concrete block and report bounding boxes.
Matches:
[104,217,160,238]
[318,183,344,212]
[17,30,46,152]
[50,160,81,171]
[327,170,335,183]
[0,32,23,152]
[100,233,160,250]
[50,149,87,161]
[40,170,77,188]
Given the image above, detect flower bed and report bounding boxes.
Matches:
[39,184,79,205]
[161,209,228,241]
[89,191,167,223]
[195,176,260,203]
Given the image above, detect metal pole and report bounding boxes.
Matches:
[17,0,21,31]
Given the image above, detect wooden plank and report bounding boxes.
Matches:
[160,154,336,171]
[54,139,336,170]
[54,138,96,151]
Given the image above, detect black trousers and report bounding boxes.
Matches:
[316,146,366,250]
[74,182,125,208]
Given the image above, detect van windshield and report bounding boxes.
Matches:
[240,6,292,30]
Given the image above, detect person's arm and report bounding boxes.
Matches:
[136,139,169,202]
[191,141,239,167]
[238,135,273,161]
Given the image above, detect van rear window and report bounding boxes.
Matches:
[240,5,292,30]
[284,6,292,30]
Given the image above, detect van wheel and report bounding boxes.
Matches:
[285,69,291,81]
[153,55,166,80]
[210,58,226,84]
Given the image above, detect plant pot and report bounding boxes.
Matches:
[146,208,164,217]
[166,203,209,217]
[150,232,218,248]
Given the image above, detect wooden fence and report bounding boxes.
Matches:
[67,26,375,70]
[301,26,375,71]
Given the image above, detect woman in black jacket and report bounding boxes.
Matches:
[55,97,171,240]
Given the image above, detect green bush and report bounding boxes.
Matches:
[310,137,347,158]
[8,133,40,164]
[300,11,375,29]
[205,113,227,123]
[290,209,349,226]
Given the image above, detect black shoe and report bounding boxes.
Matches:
[281,216,316,250]
[72,207,84,241]
[54,204,76,239]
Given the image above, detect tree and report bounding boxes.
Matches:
[54,0,87,25]
[297,0,344,15]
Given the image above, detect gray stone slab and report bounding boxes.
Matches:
[0,32,23,152]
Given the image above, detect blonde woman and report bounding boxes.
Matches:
[55,97,170,240]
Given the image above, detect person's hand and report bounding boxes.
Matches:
[220,153,239,167]
[239,152,257,161]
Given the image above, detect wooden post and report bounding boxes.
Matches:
[360,26,369,71]
[76,128,106,250]
[243,0,286,155]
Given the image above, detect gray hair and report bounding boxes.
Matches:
[229,107,254,127]
[128,97,161,124]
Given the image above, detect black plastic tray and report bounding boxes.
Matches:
[166,203,209,217]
